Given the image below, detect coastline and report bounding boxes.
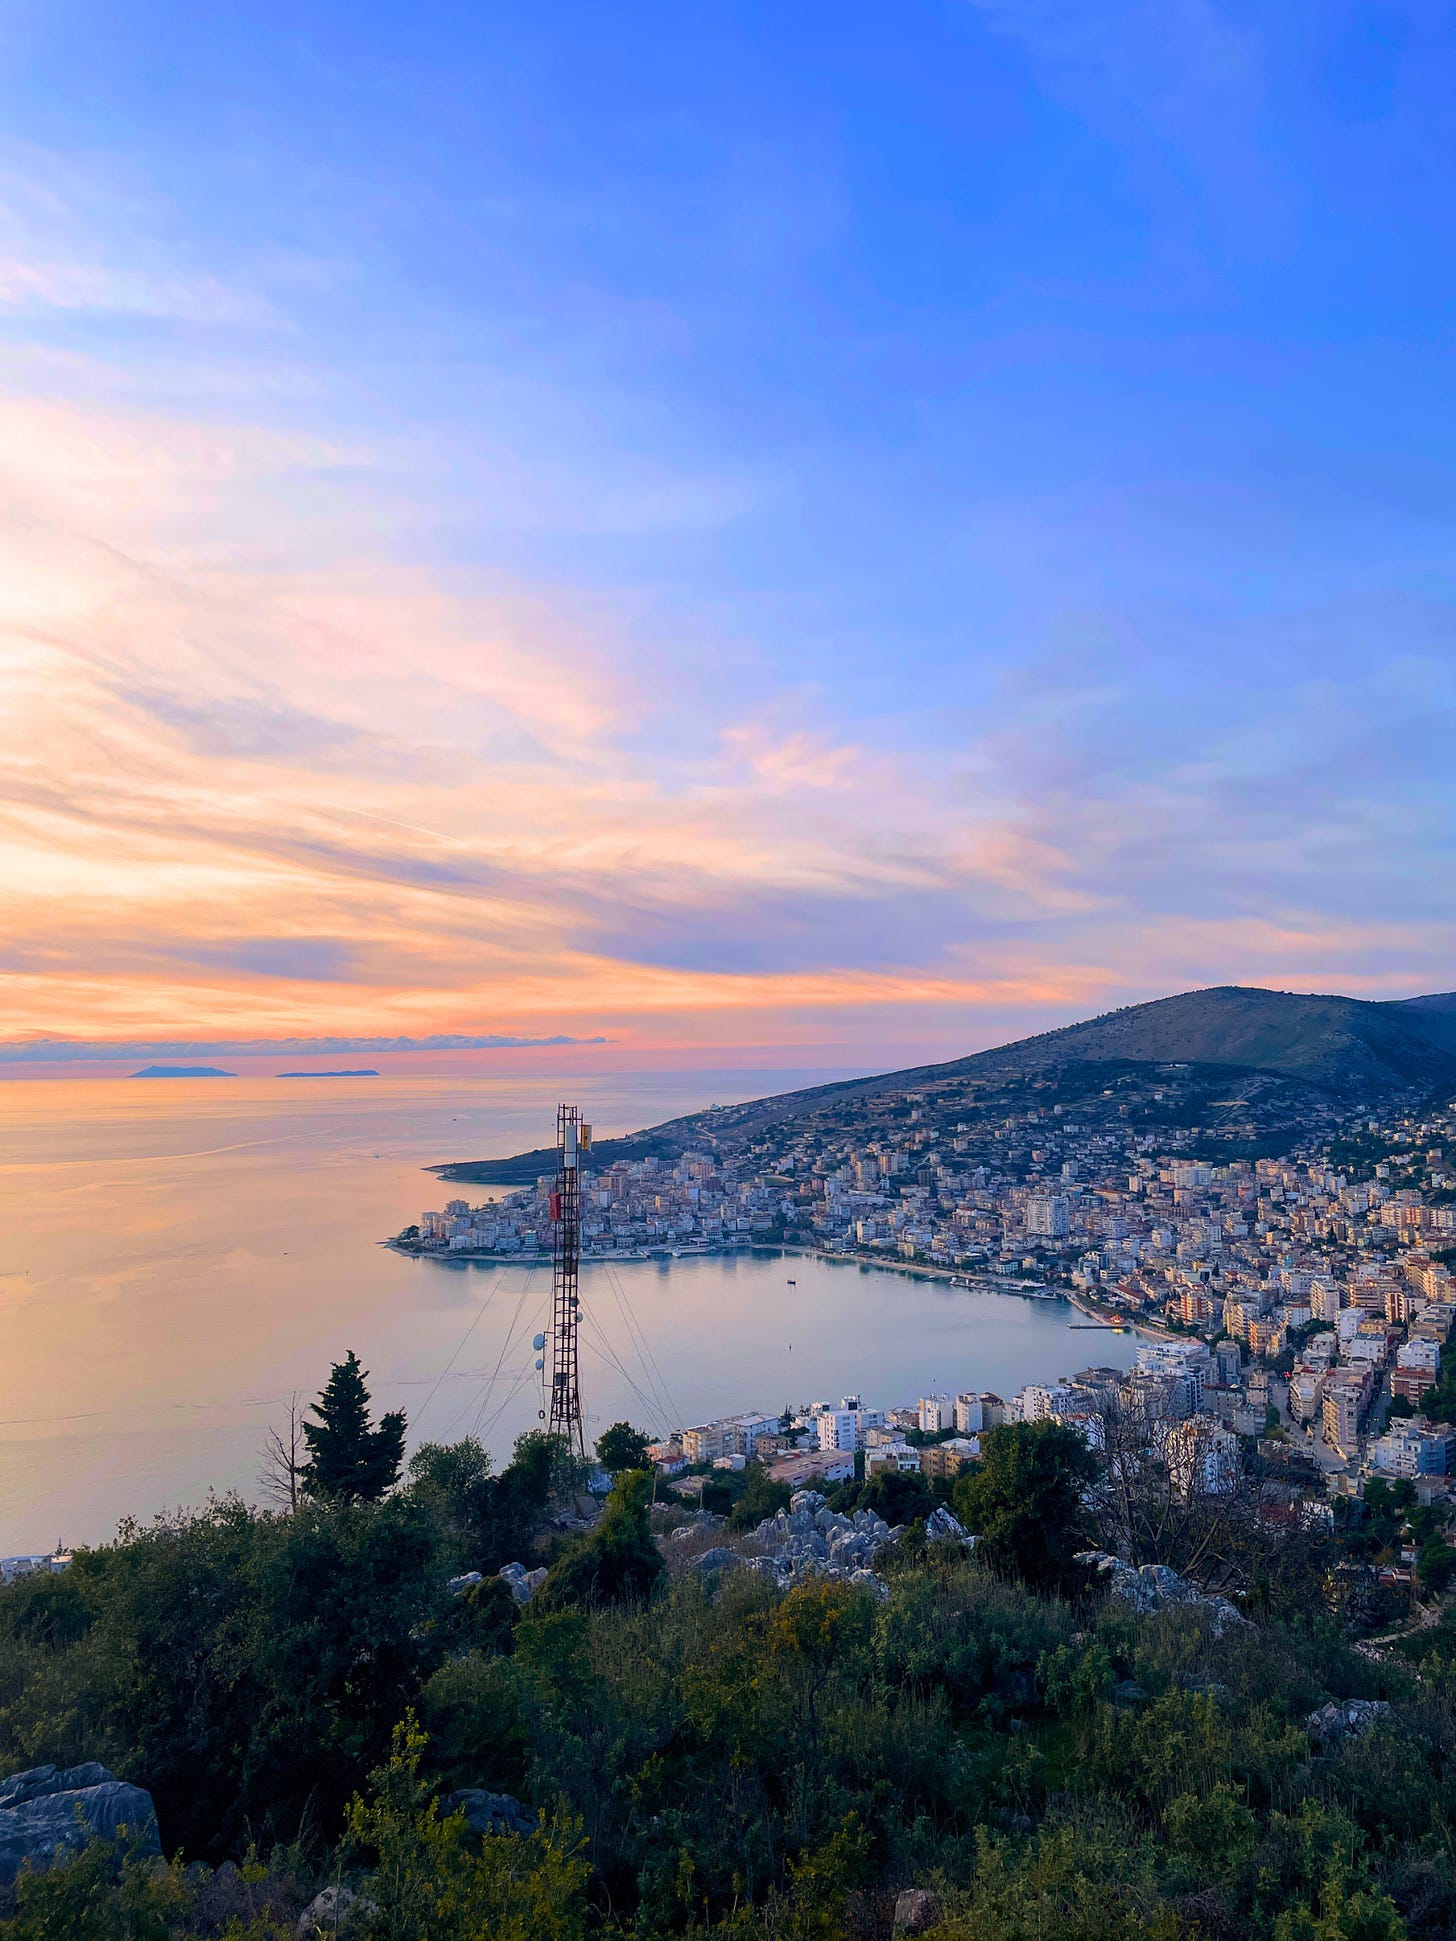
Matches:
[1064,1284,1177,1342]
[384,1233,1165,1338]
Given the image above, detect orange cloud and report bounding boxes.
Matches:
[3,370,1449,1065]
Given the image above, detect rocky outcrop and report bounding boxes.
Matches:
[667,1511,726,1542]
[723,1490,977,1599]
[497,1562,549,1603]
[1306,1699,1392,1744]
[925,1504,977,1549]
[893,1887,944,1934]
[445,1788,536,1837]
[296,1883,377,1936]
[743,1491,895,1594]
[692,1547,742,1575]
[1076,1551,1251,1637]
[0,1763,160,1886]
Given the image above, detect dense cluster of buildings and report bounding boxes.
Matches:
[639,1341,1245,1498]
[400,1084,1456,1512]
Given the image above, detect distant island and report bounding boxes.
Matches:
[131,1065,235,1079]
[276,1069,380,1078]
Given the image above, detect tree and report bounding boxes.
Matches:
[7,1493,451,1855]
[700,1476,733,1517]
[1084,1392,1338,1607]
[953,1421,1097,1595]
[535,1469,664,1610]
[258,1391,304,1511]
[301,1351,406,1502]
[595,1420,652,1476]
[858,1464,935,1528]
[728,1461,792,1530]
[405,1432,589,1573]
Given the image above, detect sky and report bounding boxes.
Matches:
[1,0,1454,1074]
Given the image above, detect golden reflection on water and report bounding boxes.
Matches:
[0,1072,1139,1550]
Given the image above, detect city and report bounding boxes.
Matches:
[399,1067,1456,1536]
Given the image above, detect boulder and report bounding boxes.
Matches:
[848,1567,890,1600]
[1306,1699,1392,1744]
[446,1571,483,1594]
[925,1506,976,1549]
[0,1763,160,1886]
[1077,1550,1251,1637]
[296,1884,376,1936]
[693,1547,741,1574]
[893,1887,944,1935]
[0,1763,115,1807]
[497,1563,548,1603]
[446,1788,536,1837]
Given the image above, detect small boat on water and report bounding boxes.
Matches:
[786,1277,797,1285]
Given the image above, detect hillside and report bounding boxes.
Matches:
[434,984,1456,1183]
[6,1414,1455,1940]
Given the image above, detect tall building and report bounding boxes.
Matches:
[1020,1382,1073,1421]
[1392,1338,1441,1405]
[1164,1420,1240,1497]
[954,1392,983,1434]
[681,1426,726,1463]
[1026,1195,1071,1239]
[818,1406,887,1451]
[1321,1372,1370,1454]
[917,1395,951,1433]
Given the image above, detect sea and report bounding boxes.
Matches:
[0,1069,1141,1551]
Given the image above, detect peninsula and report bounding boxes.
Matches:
[397,983,1456,1499]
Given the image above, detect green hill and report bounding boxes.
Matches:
[435,984,1456,1183]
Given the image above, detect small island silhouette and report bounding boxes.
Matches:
[132,1065,236,1078]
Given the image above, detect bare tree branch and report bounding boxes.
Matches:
[259,1392,304,1511]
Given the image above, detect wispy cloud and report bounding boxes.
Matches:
[0,1034,607,1064]
[0,256,277,325]
[0,28,1452,1065]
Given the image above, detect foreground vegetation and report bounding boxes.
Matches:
[5,1379,1456,1938]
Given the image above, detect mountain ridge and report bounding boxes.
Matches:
[432,984,1456,1183]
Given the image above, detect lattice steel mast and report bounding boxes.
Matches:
[547,1104,589,1455]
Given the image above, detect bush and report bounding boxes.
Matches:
[536,1472,664,1611]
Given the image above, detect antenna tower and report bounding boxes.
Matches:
[547,1103,589,1455]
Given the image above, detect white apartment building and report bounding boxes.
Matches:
[954,1392,983,1434]
[1396,1338,1441,1377]
[1020,1382,1073,1422]
[1322,1372,1370,1453]
[1135,1342,1208,1413]
[719,1412,781,1457]
[1371,1421,1451,1478]
[918,1395,952,1433]
[1026,1195,1071,1239]
[1289,1368,1325,1425]
[818,1407,887,1452]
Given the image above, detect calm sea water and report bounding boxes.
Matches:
[0,1072,1140,1551]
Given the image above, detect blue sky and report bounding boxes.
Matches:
[0,1,1452,1064]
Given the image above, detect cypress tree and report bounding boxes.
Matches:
[300,1350,407,1502]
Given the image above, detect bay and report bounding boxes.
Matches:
[0,1071,1140,1550]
